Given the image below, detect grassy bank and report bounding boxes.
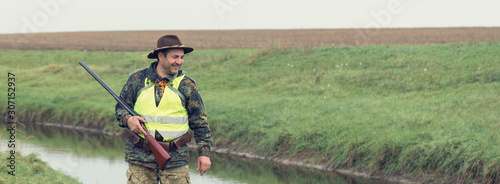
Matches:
[0,151,81,183]
[1,42,499,183]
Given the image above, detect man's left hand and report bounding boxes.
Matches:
[197,156,211,176]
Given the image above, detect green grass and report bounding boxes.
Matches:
[0,151,81,184]
[1,42,499,183]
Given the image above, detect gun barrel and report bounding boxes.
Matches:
[79,61,171,170]
[79,61,138,116]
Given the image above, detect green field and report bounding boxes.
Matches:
[0,151,81,184]
[1,42,499,183]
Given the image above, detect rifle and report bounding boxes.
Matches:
[79,61,171,170]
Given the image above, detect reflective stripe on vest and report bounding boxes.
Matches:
[134,74,189,142]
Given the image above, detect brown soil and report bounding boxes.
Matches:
[1,27,499,51]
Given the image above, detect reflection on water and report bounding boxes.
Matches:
[1,124,388,184]
[7,142,242,184]
[8,143,126,184]
[192,152,385,184]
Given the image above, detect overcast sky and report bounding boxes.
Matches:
[1,0,499,34]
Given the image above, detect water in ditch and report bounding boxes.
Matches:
[1,124,389,184]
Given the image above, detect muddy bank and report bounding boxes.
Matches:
[211,146,417,184]
[33,122,121,136]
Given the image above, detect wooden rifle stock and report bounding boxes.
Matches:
[79,61,171,170]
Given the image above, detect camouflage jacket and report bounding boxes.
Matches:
[115,61,213,169]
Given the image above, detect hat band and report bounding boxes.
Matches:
[155,45,186,51]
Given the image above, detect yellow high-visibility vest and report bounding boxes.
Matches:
[134,74,189,141]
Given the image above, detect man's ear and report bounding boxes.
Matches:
[157,52,164,59]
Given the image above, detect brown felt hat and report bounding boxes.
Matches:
[147,35,194,59]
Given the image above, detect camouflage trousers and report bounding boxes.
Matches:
[126,163,190,184]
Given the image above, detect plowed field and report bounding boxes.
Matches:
[1,27,499,51]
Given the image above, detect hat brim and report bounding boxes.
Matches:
[147,46,194,59]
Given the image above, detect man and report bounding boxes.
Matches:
[115,35,213,184]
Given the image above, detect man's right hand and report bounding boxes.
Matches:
[127,116,148,135]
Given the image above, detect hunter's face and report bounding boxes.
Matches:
[158,49,184,75]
